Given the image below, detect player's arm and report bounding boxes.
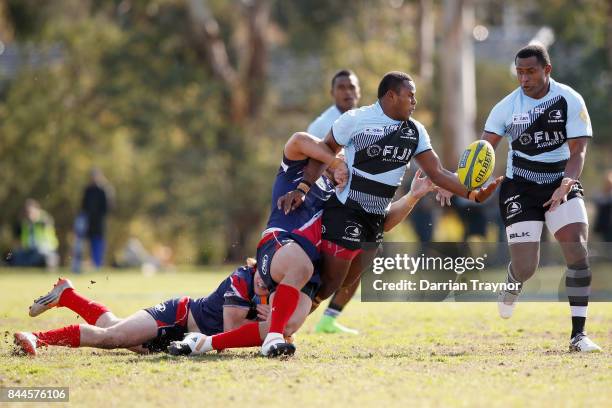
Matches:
[415,150,502,203]
[384,169,433,232]
[543,138,589,211]
[284,131,344,167]
[279,131,347,214]
[481,131,503,150]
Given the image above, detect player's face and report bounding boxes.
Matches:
[515,56,552,98]
[332,75,360,113]
[393,81,417,120]
[254,271,270,296]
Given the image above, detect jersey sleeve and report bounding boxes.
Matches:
[413,122,433,156]
[565,93,593,138]
[223,268,253,308]
[331,110,358,146]
[484,100,509,136]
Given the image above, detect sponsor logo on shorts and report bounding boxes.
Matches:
[261,254,269,275]
[342,223,362,242]
[506,201,522,217]
[509,231,530,240]
[503,194,520,205]
[345,225,361,238]
[367,145,382,157]
[512,113,530,124]
[154,303,166,312]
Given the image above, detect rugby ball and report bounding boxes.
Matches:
[457,140,495,189]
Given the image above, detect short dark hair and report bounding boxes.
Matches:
[515,44,551,67]
[377,71,414,99]
[331,69,357,88]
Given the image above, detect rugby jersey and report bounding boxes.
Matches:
[484,78,592,184]
[307,105,342,139]
[331,101,432,214]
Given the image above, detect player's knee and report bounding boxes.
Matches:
[511,260,538,281]
[101,328,128,348]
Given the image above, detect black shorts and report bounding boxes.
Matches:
[322,195,385,251]
[499,177,584,227]
[142,296,190,352]
[256,231,321,300]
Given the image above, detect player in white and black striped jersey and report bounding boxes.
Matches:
[482,44,601,352]
[279,71,502,316]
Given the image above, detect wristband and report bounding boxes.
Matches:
[297,182,311,195]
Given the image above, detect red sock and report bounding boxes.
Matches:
[34,325,81,348]
[211,322,262,350]
[269,284,299,335]
[58,289,110,325]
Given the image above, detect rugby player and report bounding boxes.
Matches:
[308,69,363,335]
[279,71,502,316]
[481,44,601,352]
[167,168,436,356]
[13,260,271,356]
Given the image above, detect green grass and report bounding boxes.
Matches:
[1,268,611,407]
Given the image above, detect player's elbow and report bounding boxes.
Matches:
[286,132,310,151]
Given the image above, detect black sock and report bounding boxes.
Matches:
[571,316,586,339]
[566,267,591,339]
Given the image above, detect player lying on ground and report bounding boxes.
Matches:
[13,131,348,358]
[166,169,435,357]
[13,259,273,356]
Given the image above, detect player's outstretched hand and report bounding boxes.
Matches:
[469,176,504,203]
[410,169,434,199]
[277,190,306,214]
[434,186,453,207]
[543,177,576,212]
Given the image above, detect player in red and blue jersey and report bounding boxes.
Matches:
[166,132,349,358]
[13,260,272,356]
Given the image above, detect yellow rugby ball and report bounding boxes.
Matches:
[457,140,495,189]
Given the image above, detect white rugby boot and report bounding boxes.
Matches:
[569,333,602,353]
[497,290,519,319]
[29,278,74,317]
[261,332,295,357]
[14,332,39,356]
[167,332,212,356]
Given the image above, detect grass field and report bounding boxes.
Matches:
[1,268,611,407]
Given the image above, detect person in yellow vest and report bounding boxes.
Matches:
[9,199,59,269]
